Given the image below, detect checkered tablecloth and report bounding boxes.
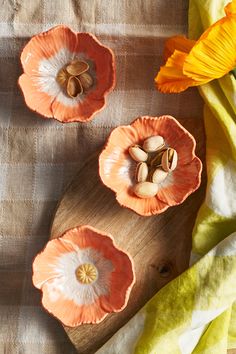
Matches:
[0,1,203,353]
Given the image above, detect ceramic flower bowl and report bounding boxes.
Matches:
[99,115,202,216]
[19,25,115,123]
[32,225,135,326]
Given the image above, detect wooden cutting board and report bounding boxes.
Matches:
[50,117,206,353]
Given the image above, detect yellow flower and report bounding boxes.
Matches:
[155,0,236,93]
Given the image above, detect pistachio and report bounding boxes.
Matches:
[129,145,148,162]
[66,60,89,76]
[152,168,168,184]
[79,72,93,90]
[67,76,83,98]
[135,162,148,182]
[161,148,178,172]
[143,135,165,153]
[133,182,158,198]
[56,68,70,88]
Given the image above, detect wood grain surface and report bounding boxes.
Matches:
[50,117,207,353]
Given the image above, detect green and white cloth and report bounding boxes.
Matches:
[97,0,236,352]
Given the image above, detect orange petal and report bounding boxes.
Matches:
[60,225,117,252]
[57,226,135,286]
[155,50,198,93]
[18,74,54,118]
[51,94,106,122]
[32,237,76,289]
[106,260,134,313]
[156,157,202,206]
[225,0,236,16]
[20,71,103,122]
[184,16,236,82]
[74,33,115,100]
[99,125,139,194]
[41,283,108,326]
[20,25,77,77]
[164,36,196,61]
[131,116,197,165]
[116,188,169,216]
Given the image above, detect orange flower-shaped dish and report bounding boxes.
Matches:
[32,225,135,326]
[99,116,202,216]
[19,25,115,123]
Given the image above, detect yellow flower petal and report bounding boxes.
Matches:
[184,15,236,83]
[225,0,236,16]
[155,50,198,93]
[164,36,196,62]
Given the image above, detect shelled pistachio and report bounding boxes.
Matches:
[135,162,148,182]
[128,145,148,162]
[152,168,168,184]
[133,182,159,198]
[79,72,93,90]
[143,135,165,153]
[161,148,178,172]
